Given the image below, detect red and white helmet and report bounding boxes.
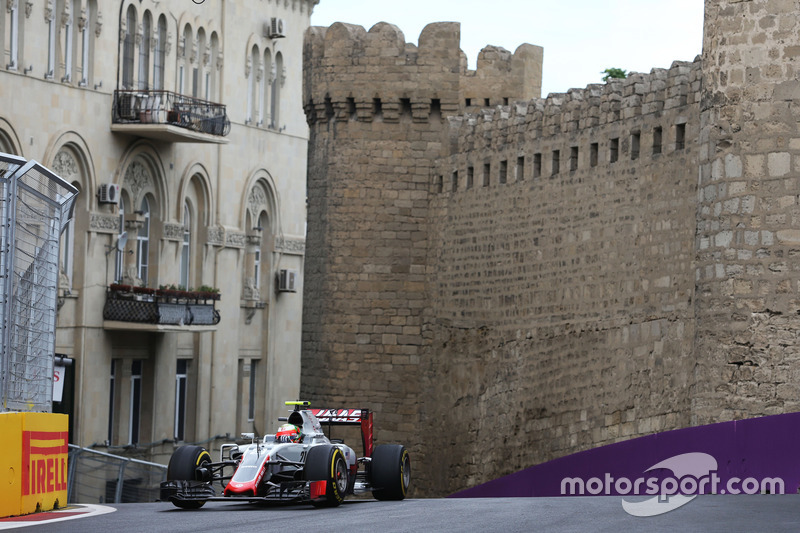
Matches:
[275,423,302,443]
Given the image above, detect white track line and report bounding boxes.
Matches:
[0,504,116,530]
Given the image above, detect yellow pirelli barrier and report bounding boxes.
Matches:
[0,412,68,518]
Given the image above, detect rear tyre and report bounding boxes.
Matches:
[166,445,211,509]
[304,445,348,507]
[371,444,410,501]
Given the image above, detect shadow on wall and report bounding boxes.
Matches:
[451,412,800,498]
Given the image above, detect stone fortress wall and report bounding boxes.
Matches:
[302,0,800,496]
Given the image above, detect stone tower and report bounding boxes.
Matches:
[695,0,800,422]
[301,21,542,494]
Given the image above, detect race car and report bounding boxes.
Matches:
[160,401,410,508]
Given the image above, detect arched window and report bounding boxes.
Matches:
[79,1,96,86]
[8,0,20,70]
[63,0,74,82]
[255,211,268,288]
[114,201,125,282]
[137,197,150,284]
[260,49,271,127]
[180,202,191,288]
[122,5,136,88]
[271,52,283,129]
[197,29,206,99]
[179,25,192,94]
[153,15,166,90]
[47,7,57,78]
[209,33,220,101]
[138,11,151,90]
[247,45,258,123]
[59,183,81,290]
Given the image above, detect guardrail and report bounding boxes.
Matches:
[112,90,230,137]
[102,286,221,326]
[67,445,167,504]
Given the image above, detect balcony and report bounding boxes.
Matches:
[103,284,221,332]
[111,90,231,144]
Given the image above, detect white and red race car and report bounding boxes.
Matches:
[160,401,410,508]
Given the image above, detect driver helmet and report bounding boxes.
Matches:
[275,423,302,443]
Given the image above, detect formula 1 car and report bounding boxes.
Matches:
[160,401,410,508]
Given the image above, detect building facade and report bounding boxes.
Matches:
[303,0,800,497]
[0,0,315,463]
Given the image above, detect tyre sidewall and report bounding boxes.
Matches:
[371,444,410,501]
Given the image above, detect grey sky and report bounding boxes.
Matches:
[310,0,704,97]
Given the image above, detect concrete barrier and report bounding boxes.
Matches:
[0,412,68,518]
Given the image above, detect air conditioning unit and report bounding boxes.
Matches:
[269,17,286,39]
[98,183,121,204]
[276,269,296,292]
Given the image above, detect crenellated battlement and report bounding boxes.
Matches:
[303,22,543,125]
[449,58,701,147]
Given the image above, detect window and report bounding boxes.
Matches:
[114,203,125,282]
[79,3,93,86]
[261,49,272,126]
[8,0,19,70]
[483,163,490,187]
[516,156,525,181]
[452,171,458,192]
[551,150,560,176]
[347,97,356,119]
[271,52,283,127]
[137,197,150,285]
[590,143,599,167]
[247,360,257,422]
[436,175,443,194]
[63,4,74,82]
[180,203,191,289]
[675,123,686,150]
[175,359,188,441]
[129,360,142,445]
[570,147,578,172]
[484,98,490,107]
[138,12,151,90]
[153,16,166,90]
[60,210,75,290]
[400,98,411,118]
[467,166,474,189]
[108,360,116,443]
[196,30,206,98]
[121,6,135,88]
[47,12,57,79]
[247,46,259,124]
[610,138,619,163]
[499,160,507,184]
[653,126,662,155]
[533,153,542,178]
[631,132,640,160]
[254,249,261,289]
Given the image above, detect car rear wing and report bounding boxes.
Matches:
[311,408,373,458]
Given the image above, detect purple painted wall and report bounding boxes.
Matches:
[451,413,800,497]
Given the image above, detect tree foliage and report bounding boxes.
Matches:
[602,68,628,82]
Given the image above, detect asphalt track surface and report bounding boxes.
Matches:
[2,495,799,532]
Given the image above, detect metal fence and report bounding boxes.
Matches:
[0,153,78,412]
[67,445,167,504]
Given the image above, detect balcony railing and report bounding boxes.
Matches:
[103,284,221,327]
[112,90,231,138]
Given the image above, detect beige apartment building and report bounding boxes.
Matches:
[0,0,314,461]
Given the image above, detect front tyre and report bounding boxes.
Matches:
[304,445,348,507]
[371,444,410,501]
[166,445,211,509]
